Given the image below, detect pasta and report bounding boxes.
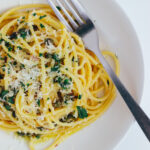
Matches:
[0,4,119,150]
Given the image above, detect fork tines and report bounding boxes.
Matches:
[47,0,89,31]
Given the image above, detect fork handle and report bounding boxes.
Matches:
[99,54,150,141]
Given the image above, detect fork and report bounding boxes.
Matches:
[47,0,150,141]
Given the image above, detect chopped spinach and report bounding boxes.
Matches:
[0,90,9,99]
[32,13,37,16]
[20,64,25,69]
[44,53,51,59]
[39,53,43,57]
[20,82,25,88]
[4,103,11,111]
[17,46,22,50]
[0,38,4,44]
[78,94,82,99]
[22,16,25,19]
[18,28,27,39]
[44,38,54,45]
[77,106,88,119]
[17,132,25,137]
[37,99,41,107]
[53,76,62,83]
[13,61,17,66]
[51,53,60,62]
[107,80,110,86]
[53,76,71,89]
[35,134,41,139]
[40,23,45,28]
[56,6,61,11]
[63,79,70,85]
[5,41,13,52]
[26,83,30,87]
[37,126,44,131]
[8,96,15,104]
[12,110,16,118]
[39,15,47,19]
[0,74,4,79]
[60,113,76,123]
[51,64,60,72]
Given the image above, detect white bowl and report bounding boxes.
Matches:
[0,0,144,150]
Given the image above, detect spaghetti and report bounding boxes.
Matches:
[0,4,119,150]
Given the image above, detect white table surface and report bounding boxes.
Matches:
[115,0,150,149]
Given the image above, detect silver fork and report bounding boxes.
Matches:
[47,0,150,141]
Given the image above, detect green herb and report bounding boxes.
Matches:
[63,79,70,85]
[72,56,74,62]
[5,41,13,52]
[32,13,37,16]
[13,61,17,66]
[78,94,82,99]
[77,106,88,119]
[4,103,11,111]
[12,111,16,118]
[53,100,62,108]
[47,98,50,101]
[27,83,30,87]
[37,127,44,131]
[45,64,48,68]
[40,23,45,28]
[0,56,4,60]
[61,78,71,89]
[17,46,22,50]
[22,16,25,19]
[0,38,4,44]
[0,74,4,79]
[20,64,25,69]
[2,65,5,72]
[8,47,13,52]
[18,28,27,39]
[20,20,25,24]
[0,90,9,99]
[7,67,10,74]
[35,134,41,139]
[44,38,54,45]
[17,132,25,137]
[107,80,109,86]
[60,113,76,123]
[37,99,40,107]
[8,54,12,58]
[56,6,61,11]
[39,53,43,57]
[51,64,60,72]
[51,53,60,62]
[53,76,62,83]
[44,53,51,59]
[20,82,25,88]
[72,56,78,63]
[39,15,47,19]
[53,76,72,89]
[8,96,15,104]
[64,93,75,104]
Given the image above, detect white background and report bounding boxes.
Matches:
[115,0,150,149]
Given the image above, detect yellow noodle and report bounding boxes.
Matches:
[0,4,119,150]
